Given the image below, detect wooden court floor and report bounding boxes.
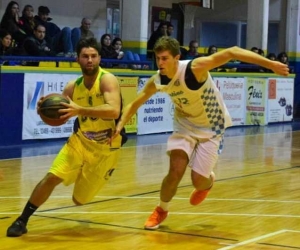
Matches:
[0,124,300,250]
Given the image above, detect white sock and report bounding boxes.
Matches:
[159,201,169,211]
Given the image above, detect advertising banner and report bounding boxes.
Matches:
[137,78,174,135]
[214,77,246,126]
[117,76,138,133]
[245,78,268,125]
[267,78,294,122]
[22,73,80,139]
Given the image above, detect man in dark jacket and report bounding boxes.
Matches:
[23,24,55,57]
[23,24,56,66]
[34,6,74,56]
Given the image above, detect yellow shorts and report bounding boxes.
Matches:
[49,131,120,204]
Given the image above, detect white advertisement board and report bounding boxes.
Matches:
[214,77,246,126]
[22,73,80,139]
[137,78,174,135]
[267,78,294,123]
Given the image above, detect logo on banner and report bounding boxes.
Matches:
[27,81,44,110]
[248,86,262,100]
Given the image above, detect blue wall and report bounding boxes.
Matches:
[201,22,238,48]
[202,22,279,53]
[0,71,24,146]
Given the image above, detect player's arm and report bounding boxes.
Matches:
[60,73,121,120]
[62,80,75,100]
[81,73,121,119]
[192,46,289,78]
[115,75,158,133]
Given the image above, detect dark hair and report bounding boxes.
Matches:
[189,40,198,47]
[22,4,34,16]
[267,53,276,60]
[258,48,264,56]
[0,29,11,39]
[156,21,168,31]
[112,37,122,47]
[34,23,46,31]
[100,33,111,46]
[208,45,217,55]
[251,47,258,52]
[153,36,180,57]
[38,6,50,14]
[277,52,288,59]
[76,37,101,56]
[167,22,174,28]
[0,1,19,27]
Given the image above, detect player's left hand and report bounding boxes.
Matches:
[58,96,81,119]
[270,61,289,76]
[108,126,122,146]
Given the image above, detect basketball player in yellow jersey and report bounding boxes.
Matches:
[7,37,126,237]
[113,37,289,230]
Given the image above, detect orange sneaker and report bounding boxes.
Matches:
[144,206,168,230]
[190,172,215,206]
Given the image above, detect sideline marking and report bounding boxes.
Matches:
[217,230,287,250]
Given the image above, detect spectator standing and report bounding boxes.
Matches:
[147,21,168,59]
[167,22,174,37]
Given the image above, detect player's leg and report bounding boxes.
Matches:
[6,134,83,237]
[6,173,63,237]
[160,149,189,202]
[189,136,223,206]
[72,148,120,205]
[144,133,195,230]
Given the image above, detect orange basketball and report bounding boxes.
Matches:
[39,93,69,126]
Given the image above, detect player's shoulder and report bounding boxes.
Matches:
[100,71,118,84]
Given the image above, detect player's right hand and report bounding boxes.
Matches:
[36,96,45,115]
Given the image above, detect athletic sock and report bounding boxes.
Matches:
[18,201,38,224]
[159,200,169,211]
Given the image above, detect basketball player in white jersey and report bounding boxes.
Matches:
[114,36,289,230]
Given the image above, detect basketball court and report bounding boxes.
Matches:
[0,123,299,249]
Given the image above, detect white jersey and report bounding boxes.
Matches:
[154,60,232,138]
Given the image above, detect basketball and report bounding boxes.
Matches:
[39,94,69,126]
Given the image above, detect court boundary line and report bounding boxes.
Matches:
[1,165,295,213]
[258,242,300,249]
[217,229,287,250]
